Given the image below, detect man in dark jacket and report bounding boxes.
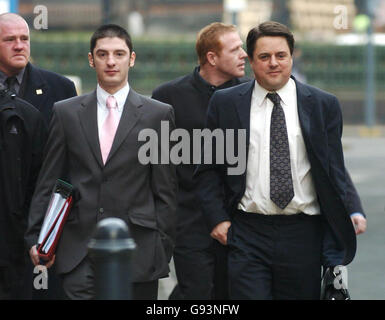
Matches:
[194,21,365,299]
[152,22,248,299]
[153,22,366,300]
[0,12,77,299]
[0,85,47,299]
[0,13,77,125]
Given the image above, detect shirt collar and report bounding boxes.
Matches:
[193,66,242,96]
[97,82,130,112]
[0,68,25,86]
[275,78,295,107]
[253,78,295,107]
[252,80,269,107]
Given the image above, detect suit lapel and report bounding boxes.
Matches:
[295,78,313,150]
[78,89,143,167]
[235,80,255,147]
[78,91,103,167]
[106,89,143,163]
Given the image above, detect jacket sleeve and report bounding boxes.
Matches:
[25,104,68,249]
[345,169,365,216]
[150,106,178,262]
[322,95,357,266]
[325,96,347,204]
[193,92,229,232]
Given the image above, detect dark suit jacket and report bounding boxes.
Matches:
[19,63,77,124]
[345,171,365,216]
[0,91,47,264]
[194,77,357,266]
[25,88,178,282]
[152,67,248,247]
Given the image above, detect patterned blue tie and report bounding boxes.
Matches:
[267,92,294,209]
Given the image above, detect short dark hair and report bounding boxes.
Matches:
[246,21,294,59]
[90,24,133,55]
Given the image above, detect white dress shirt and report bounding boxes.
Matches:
[96,82,130,131]
[238,78,320,215]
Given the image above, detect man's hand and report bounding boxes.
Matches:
[351,215,367,235]
[29,245,55,268]
[210,221,231,245]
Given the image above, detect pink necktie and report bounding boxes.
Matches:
[100,95,119,164]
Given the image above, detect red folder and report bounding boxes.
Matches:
[37,179,73,261]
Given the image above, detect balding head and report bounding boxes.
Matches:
[0,13,30,76]
[0,13,29,30]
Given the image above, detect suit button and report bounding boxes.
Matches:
[99,208,104,213]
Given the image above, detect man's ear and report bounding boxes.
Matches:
[129,51,136,67]
[88,52,95,68]
[206,51,217,66]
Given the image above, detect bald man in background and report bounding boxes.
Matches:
[0,13,77,299]
[0,13,77,124]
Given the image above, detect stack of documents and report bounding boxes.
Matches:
[37,179,73,261]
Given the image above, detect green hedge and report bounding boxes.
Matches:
[30,40,385,96]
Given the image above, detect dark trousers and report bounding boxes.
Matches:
[171,238,228,300]
[60,257,158,300]
[0,252,31,300]
[0,264,26,299]
[228,211,322,300]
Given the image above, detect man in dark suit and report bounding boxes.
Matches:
[0,12,77,300]
[194,21,362,299]
[0,13,77,125]
[25,24,177,300]
[152,22,248,300]
[0,84,47,299]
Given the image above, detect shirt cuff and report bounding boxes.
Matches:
[350,212,364,218]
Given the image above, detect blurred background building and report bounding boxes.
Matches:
[17,0,385,36]
[2,0,384,125]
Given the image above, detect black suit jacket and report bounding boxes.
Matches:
[194,77,357,266]
[19,63,77,124]
[0,91,47,264]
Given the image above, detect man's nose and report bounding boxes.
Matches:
[240,48,247,59]
[106,54,116,66]
[269,55,279,67]
[13,39,24,50]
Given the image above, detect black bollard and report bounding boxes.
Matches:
[88,218,136,300]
